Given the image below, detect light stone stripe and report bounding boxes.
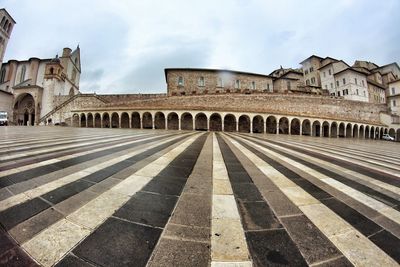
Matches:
[236,135,400,225]
[225,134,398,267]
[0,133,150,161]
[0,133,193,212]
[283,140,400,165]
[280,139,400,171]
[0,133,130,153]
[0,132,157,178]
[246,135,400,198]
[211,133,252,267]
[21,134,202,267]
[0,132,123,149]
[266,138,400,178]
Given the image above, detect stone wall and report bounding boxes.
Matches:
[73,93,388,124]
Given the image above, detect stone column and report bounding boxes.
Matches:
[276,123,279,135]
[264,120,267,134]
[222,120,224,132]
[119,116,122,128]
[93,116,95,128]
[85,116,88,128]
[129,115,132,129]
[165,117,168,130]
[236,121,239,132]
[140,118,143,129]
[250,121,253,134]
[207,119,210,131]
[178,116,181,131]
[152,118,155,130]
[300,123,303,136]
[288,121,291,135]
[192,119,195,131]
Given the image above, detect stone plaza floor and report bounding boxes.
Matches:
[0,126,399,266]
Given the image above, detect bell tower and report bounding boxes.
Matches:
[0,8,16,68]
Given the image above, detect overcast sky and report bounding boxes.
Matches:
[2,0,400,94]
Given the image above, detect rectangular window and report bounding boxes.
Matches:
[356,89,359,95]
[392,88,396,95]
[328,69,332,75]
[362,80,365,87]
[354,78,357,85]
[325,85,328,89]
[251,81,256,90]
[267,84,270,91]
[336,81,339,87]
[287,81,291,90]
[323,72,326,78]
[235,79,240,89]
[217,78,223,87]
[330,83,333,89]
[309,67,314,72]
[343,78,346,84]
[393,100,397,107]
[306,79,310,85]
[198,76,205,87]
[330,92,335,96]
[363,91,366,96]
[178,76,184,86]
[304,69,308,75]
[338,91,341,96]
[311,77,315,84]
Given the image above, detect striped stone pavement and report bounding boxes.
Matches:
[0,127,399,266]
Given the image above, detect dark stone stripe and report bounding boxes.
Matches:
[244,134,400,209]
[0,135,190,231]
[229,134,400,263]
[62,134,207,267]
[263,136,400,187]
[0,134,125,156]
[216,134,308,266]
[0,133,157,165]
[0,134,174,188]
[0,134,160,171]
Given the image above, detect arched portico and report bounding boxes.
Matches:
[87,113,93,127]
[131,112,141,129]
[224,114,236,132]
[167,112,179,130]
[181,112,193,130]
[143,112,153,129]
[102,113,110,128]
[322,121,329,137]
[290,118,300,135]
[279,117,289,134]
[252,115,264,133]
[195,113,207,131]
[13,93,36,126]
[331,122,338,138]
[72,113,79,127]
[94,113,101,128]
[353,124,359,138]
[302,119,311,136]
[266,116,277,134]
[359,125,364,138]
[121,112,129,128]
[80,113,86,127]
[209,113,222,131]
[346,123,352,138]
[238,115,250,133]
[111,112,119,128]
[312,121,321,137]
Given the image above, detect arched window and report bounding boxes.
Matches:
[20,65,26,83]
[0,17,5,27]
[50,67,54,74]
[3,19,8,30]
[0,67,6,83]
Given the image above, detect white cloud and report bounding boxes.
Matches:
[2,0,399,94]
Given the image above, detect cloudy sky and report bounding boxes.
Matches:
[2,0,400,94]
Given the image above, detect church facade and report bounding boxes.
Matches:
[0,47,81,125]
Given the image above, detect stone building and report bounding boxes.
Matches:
[0,47,81,125]
[165,68,274,96]
[388,79,400,115]
[0,8,15,68]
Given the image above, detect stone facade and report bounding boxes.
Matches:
[165,69,274,96]
[0,8,15,68]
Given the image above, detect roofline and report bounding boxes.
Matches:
[299,55,324,64]
[0,8,16,23]
[164,68,274,83]
[318,60,350,71]
[0,89,13,95]
[367,79,386,89]
[388,78,400,84]
[2,58,52,65]
[334,67,368,77]
[373,62,400,71]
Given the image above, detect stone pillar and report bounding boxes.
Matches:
[192,119,195,131]
[119,116,122,128]
[178,116,181,131]
[207,119,210,131]
[93,116,95,128]
[300,123,303,136]
[222,120,224,132]
[288,121,291,135]
[264,120,267,134]
[140,118,143,129]
[85,116,88,128]
[152,118,155,130]
[328,127,331,138]
[165,117,168,130]
[129,115,132,129]
[276,123,279,135]
[100,117,103,128]
[236,121,239,132]
[250,121,253,134]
